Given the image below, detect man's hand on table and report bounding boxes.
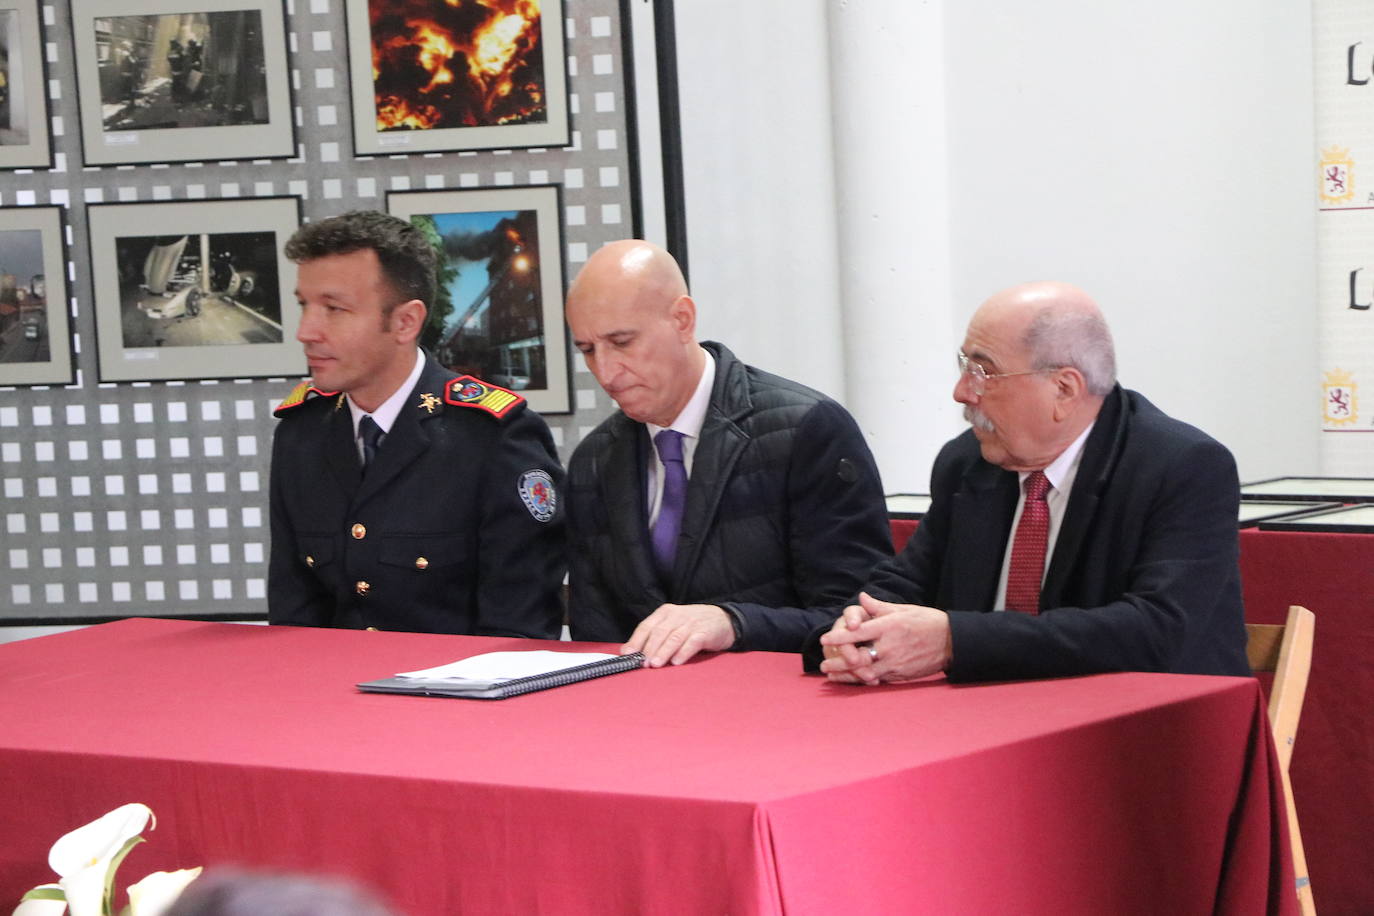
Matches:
[623,603,737,667]
[819,592,952,685]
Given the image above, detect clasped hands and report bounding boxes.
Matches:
[818,592,952,685]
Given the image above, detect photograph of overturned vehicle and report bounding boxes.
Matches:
[117,230,282,348]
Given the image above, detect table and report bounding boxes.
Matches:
[888,518,1370,913]
[0,619,1294,916]
[1239,528,1374,914]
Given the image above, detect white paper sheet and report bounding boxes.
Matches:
[395,650,617,682]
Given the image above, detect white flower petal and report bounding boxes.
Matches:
[11,884,67,916]
[56,866,109,916]
[48,805,153,878]
[126,868,202,916]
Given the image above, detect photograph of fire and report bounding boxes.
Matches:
[94,11,269,132]
[412,208,549,391]
[371,0,547,132]
[350,0,567,154]
[0,228,48,364]
[114,230,283,349]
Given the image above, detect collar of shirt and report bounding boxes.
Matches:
[1018,419,1095,496]
[645,347,716,525]
[348,348,425,441]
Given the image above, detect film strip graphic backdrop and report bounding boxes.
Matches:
[1316,0,1374,470]
[0,0,628,623]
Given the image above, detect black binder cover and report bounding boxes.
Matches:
[357,652,647,700]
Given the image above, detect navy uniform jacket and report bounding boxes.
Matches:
[567,341,893,651]
[805,385,1251,680]
[268,356,565,638]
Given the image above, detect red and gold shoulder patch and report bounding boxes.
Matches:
[444,375,524,419]
[273,380,342,417]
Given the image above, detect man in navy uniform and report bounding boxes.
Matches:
[269,210,564,637]
[564,240,893,666]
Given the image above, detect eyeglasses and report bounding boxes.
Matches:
[956,350,1054,396]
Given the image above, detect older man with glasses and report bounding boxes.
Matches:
[811,280,1251,684]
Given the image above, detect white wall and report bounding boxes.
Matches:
[942,0,1318,482]
[671,0,1319,488]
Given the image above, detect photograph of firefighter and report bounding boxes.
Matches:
[0,227,47,364]
[409,208,549,392]
[114,230,283,349]
[368,0,549,132]
[94,11,270,132]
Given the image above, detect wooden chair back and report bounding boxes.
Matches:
[1246,604,1316,916]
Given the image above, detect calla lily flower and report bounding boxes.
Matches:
[11,884,66,916]
[124,868,201,916]
[47,804,153,916]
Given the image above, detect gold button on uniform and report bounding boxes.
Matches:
[355,580,371,596]
[415,557,429,570]
[304,555,315,568]
[351,523,366,539]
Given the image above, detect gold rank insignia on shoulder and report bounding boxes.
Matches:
[273,380,342,417]
[444,375,524,419]
[417,392,442,414]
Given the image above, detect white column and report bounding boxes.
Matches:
[827,0,962,492]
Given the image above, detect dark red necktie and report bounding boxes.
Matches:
[1005,471,1051,614]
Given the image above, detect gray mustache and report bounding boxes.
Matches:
[963,405,995,433]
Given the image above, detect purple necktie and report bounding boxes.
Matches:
[651,429,687,578]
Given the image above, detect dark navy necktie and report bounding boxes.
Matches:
[651,429,687,578]
[359,415,385,470]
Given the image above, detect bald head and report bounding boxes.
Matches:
[973,282,1117,396]
[567,240,690,322]
[955,282,1116,471]
[565,240,705,426]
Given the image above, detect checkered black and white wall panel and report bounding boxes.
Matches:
[0,0,628,623]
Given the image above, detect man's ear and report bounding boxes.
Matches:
[1051,366,1086,420]
[390,299,427,344]
[669,294,697,340]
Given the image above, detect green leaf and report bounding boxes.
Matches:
[20,887,67,902]
[102,836,145,916]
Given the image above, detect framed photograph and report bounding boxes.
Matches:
[1236,499,1341,528]
[1240,476,1374,502]
[0,206,72,386]
[387,185,570,414]
[69,0,294,166]
[347,0,570,156]
[885,493,931,520]
[1258,503,1374,534]
[87,196,304,382]
[0,0,54,170]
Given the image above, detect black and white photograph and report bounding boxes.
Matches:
[348,0,570,156]
[71,0,294,166]
[387,186,570,413]
[0,0,53,169]
[0,206,72,386]
[94,12,270,133]
[113,230,283,349]
[88,197,303,382]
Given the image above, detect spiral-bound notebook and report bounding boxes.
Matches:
[357,650,647,700]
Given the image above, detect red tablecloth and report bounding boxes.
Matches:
[0,619,1294,916]
[888,518,1371,913]
[1239,528,1374,914]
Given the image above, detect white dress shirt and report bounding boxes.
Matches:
[347,348,425,462]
